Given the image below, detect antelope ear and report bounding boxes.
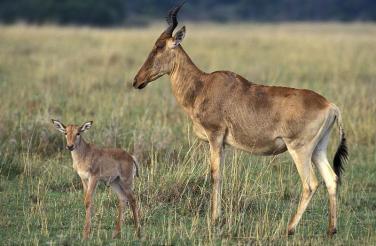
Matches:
[169,26,186,48]
[51,119,66,133]
[79,121,93,132]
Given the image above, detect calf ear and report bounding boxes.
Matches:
[80,121,93,132]
[169,26,186,48]
[51,119,66,133]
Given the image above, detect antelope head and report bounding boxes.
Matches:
[51,119,93,151]
[133,2,186,89]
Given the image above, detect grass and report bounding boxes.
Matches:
[0,22,375,245]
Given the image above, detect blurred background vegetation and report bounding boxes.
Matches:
[0,0,375,26]
[0,0,375,244]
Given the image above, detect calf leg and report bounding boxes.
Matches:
[110,182,127,239]
[118,180,141,237]
[83,177,97,239]
[124,189,141,237]
[81,178,88,201]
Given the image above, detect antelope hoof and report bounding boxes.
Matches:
[211,216,220,226]
[112,230,120,239]
[328,228,337,237]
[287,228,295,236]
[83,225,90,239]
[211,216,226,232]
[136,228,142,238]
[211,210,222,225]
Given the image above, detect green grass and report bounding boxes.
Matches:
[0,23,375,245]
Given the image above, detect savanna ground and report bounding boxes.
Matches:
[0,23,375,245]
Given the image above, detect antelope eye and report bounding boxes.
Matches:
[64,133,67,136]
[156,43,164,50]
[76,133,80,136]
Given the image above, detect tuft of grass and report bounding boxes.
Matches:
[0,23,375,244]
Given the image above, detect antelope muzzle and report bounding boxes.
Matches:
[66,145,75,151]
[133,78,147,89]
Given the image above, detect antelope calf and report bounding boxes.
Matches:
[133,3,348,236]
[51,119,140,239]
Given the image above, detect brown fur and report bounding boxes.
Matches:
[133,16,346,236]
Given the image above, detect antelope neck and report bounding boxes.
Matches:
[169,46,205,109]
[71,137,91,161]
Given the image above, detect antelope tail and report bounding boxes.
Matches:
[131,155,140,178]
[332,105,349,184]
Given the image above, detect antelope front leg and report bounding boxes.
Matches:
[83,177,97,239]
[208,134,224,224]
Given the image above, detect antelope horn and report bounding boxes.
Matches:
[165,1,186,36]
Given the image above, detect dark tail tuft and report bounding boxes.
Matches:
[333,131,348,184]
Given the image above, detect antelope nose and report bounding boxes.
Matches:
[132,79,138,88]
[66,145,74,151]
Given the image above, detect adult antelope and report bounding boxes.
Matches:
[51,120,141,239]
[133,3,348,236]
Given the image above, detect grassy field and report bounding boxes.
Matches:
[0,23,375,245]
